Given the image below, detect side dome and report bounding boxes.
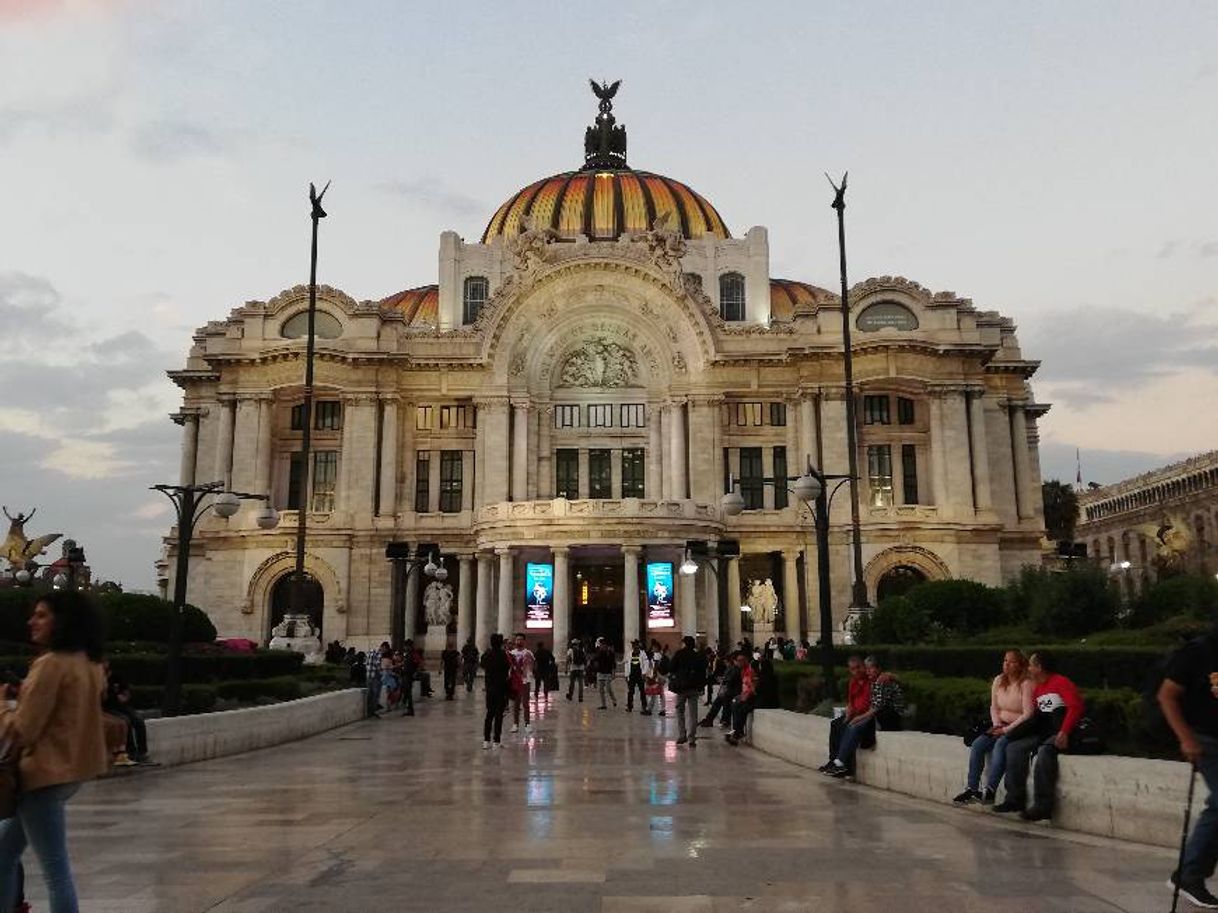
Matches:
[482,170,730,244]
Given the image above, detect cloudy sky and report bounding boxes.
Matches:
[2,0,1215,589]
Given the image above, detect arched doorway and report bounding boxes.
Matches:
[269,573,324,637]
[876,565,927,602]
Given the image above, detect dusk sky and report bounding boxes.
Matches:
[2,0,1215,589]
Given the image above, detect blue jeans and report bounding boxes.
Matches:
[967,732,1011,792]
[1182,734,1218,884]
[835,718,876,772]
[0,782,82,913]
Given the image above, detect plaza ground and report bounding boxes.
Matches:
[29,689,1172,911]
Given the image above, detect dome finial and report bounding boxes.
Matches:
[583,79,627,170]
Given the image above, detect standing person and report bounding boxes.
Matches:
[595,638,618,710]
[480,634,511,749]
[993,650,1083,820]
[653,641,669,717]
[398,647,416,717]
[440,641,461,701]
[1159,625,1218,907]
[461,637,480,693]
[643,646,664,716]
[565,638,586,702]
[952,650,1034,806]
[0,590,109,913]
[534,641,555,704]
[508,635,536,733]
[669,635,708,747]
[625,640,646,712]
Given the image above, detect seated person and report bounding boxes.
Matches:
[993,650,1083,821]
[822,656,904,779]
[725,653,756,746]
[953,650,1033,805]
[103,673,150,764]
[819,655,871,773]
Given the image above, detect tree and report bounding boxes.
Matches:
[1042,480,1079,544]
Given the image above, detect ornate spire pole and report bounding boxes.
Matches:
[827,172,871,613]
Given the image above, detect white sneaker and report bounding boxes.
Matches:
[482,740,491,750]
[510,723,519,733]
[495,742,505,749]
[525,724,533,734]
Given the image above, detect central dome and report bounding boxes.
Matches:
[481,169,730,244]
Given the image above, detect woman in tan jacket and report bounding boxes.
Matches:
[0,590,108,913]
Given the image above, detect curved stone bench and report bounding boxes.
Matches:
[750,708,1201,849]
[146,688,366,768]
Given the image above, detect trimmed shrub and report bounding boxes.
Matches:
[128,683,217,714]
[854,596,932,645]
[1009,564,1120,636]
[1129,575,1218,628]
[98,593,217,644]
[907,579,1007,635]
[0,649,303,684]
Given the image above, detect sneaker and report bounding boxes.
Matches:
[725,734,739,746]
[1169,874,1218,909]
[482,740,491,750]
[524,724,532,734]
[816,761,835,774]
[981,787,996,805]
[566,694,572,701]
[598,705,607,710]
[697,719,712,729]
[510,724,519,733]
[952,788,981,805]
[828,764,850,779]
[689,739,697,747]
[495,742,505,749]
[992,801,1023,814]
[675,736,688,745]
[640,710,652,716]
[1020,805,1052,822]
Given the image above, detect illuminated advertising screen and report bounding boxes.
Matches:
[525,562,554,629]
[646,561,675,629]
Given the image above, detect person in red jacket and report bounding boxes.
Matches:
[993,650,1084,821]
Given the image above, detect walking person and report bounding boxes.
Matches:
[595,638,618,710]
[625,640,646,712]
[480,634,511,749]
[508,634,536,733]
[670,636,708,747]
[643,646,664,716]
[461,637,480,693]
[0,590,110,913]
[700,650,742,729]
[440,640,461,700]
[534,641,555,703]
[565,639,586,702]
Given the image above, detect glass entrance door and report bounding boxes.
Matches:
[569,563,624,651]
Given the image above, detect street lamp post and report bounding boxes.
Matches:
[155,481,277,715]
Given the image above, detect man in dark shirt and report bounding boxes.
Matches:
[669,636,707,747]
[440,642,461,700]
[1160,631,1218,908]
[625,640,646,712]
[461,638,480,693]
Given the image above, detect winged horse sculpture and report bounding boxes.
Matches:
[2,507,62,573]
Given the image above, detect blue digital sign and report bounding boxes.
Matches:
[646,562,675,629]
[525,562,554,629]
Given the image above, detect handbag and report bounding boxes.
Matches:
[963,718,991,748]
[0,740,18,820]
[1068,716,1105,755]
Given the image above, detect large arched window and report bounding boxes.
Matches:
[719,272,746,321]
[463,276,488,324]
[281,310,342,340]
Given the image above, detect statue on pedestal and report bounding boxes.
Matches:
[2,507,61,574]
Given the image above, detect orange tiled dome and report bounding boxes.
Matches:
[381,284,438,327]
[482,170,730,244]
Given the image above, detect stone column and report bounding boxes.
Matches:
[378,396,398,516]
[659,404,672,499]
[461,451,474,512]
[687,397,719,504]
[253,396,273,497]
[702,560,721,647]
[478,399,510,505]
[648,402,664,499]
[214,396,235,488]
[403,550,420,642]
[511,402,529,501]
[669,399,687,500]
[726,556,743,647]
[177,413,199,487]
[968,391,993,512]
[679,563,697,636]
[455,554,474,647]
[553,546,570,653]
[230,395,261,492]
[537,405,552,498]
[799,393,819,471]
[496,547,514,636]
[475,553,494,650]
[622,546,640,647]
[1010,404,1033,519]
[928,394,950,512]
[782,549,801,642]
[819,392,851,523]
[400,400,415,517]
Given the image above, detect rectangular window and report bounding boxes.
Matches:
[439,405,475,430]
[588,404,613,428]
[311,451,338,513]
[315,401,342,430]
[739,447,764,510]
[897,397,915,425]
[734,402,763,426]
[622,448,645,498]
[554,405,580,429]
[769,402,787,427]
[290,404,305,431]
[287,452,305,509]
[863,395,890,425]
[901,444,919,505]
[439,450,462,513]
[415,405,433,431]
[619,403,646,428]
[555,449,579,499]
[773,446,788,509]
[415,452,430,512]
[867,444,894,508]
[589,449,612,498]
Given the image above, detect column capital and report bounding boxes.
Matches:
[621,545,642,557]
[473,395,512,410]
[781,547,801,561]
[687,393,725,407]
[170,410,201,426]
[455,552,476,561]
[235,392,266,403]
[341,391,380,406]
[551,545,570,556]
[379,393,401,404]
[216,392,237,404]
[510,399,532,412]
[494,546,514,557]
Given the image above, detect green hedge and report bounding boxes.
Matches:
[127,676,349,713]
[128,683,218,714]
[0,590,216,645]
[0,650,304,684]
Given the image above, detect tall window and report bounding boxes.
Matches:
[901,444,919,505]
[719,272,746,321]
[554,405,580,428]
[867,444,894,508]
[415,452,430,512]
[555,449,579,499]
[288,451,338,512]
[588,404,613,428]
[292,400,342,431]
[769,402,787,427]
[622,448,645,498]
[439,450,463,512]
[897,397,915,425]
[462,276,488,324]
[740,447,764,510]
[734,402,763,426]
[619,403,646,428]
[589,449,612,499]
[863,395,890,425]
[773,446,788,509]
[415,405,433,431]
[439,405,475,429]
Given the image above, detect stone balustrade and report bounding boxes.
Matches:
[474,497,721,542]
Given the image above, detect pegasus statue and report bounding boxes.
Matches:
[2,507,62,573]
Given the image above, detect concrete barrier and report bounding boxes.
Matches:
[146,688,365,768]
[750,708,1203,849]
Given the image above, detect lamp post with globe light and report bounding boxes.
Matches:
[154,481,278,716]
[376,544,448,716]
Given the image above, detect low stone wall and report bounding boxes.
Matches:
[146,688,365,768]
[750,708,1202,849]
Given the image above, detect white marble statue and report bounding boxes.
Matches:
[746,578,779,626]
[423,580,454,627]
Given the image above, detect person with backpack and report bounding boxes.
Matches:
[594,638,618,710]
[625,640,647,712]
[1159,627,1218,908]
[669,635,707,747]
[565,639,586,702]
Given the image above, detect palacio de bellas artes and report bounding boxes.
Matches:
[163,82,1048,656]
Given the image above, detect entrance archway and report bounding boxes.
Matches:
[876,565,927,602]
[269,573,324,636]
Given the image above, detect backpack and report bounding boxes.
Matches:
[571,647,585,667]
[658,653,671,675]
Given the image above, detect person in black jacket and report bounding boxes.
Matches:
[699,651,742,729]
[480,634,511,749]
[460,638,480,693]
[670,636,707,747]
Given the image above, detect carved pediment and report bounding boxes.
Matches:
[558,336,640,388]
